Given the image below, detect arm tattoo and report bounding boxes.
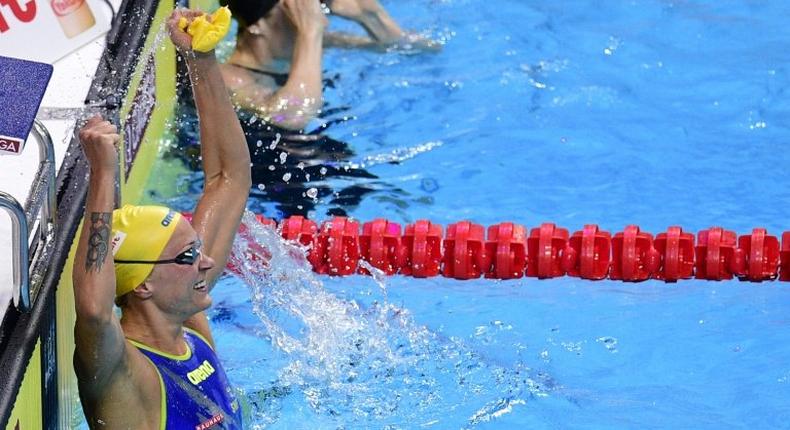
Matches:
[86,212,112,273]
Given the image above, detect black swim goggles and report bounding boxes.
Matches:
[114,240,202,266]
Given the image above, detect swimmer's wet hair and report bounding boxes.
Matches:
[220,0,279,30]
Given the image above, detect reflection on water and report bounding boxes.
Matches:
[171,71,411,219]
[240,107,379,218]
[227,212,552,428]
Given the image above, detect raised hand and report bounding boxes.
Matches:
[324,0,442,52]
[281,0,328,37]
[166,8,205,53]
[78,115,120,173]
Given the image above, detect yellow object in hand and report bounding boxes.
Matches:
[177,6,232,53]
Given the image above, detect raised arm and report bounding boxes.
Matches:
[327,0,402,43]
[72,116,127,393]
[167,9,252,287]
[325,0,440,51]
[230,0,327,130]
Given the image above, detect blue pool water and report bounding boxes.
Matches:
[153,0,790,428]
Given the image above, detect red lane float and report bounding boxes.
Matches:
[281,215,319,268]
[563,224,611,280]
[611,225,660,282]
[181,212,790,282]
[312,217,360,275]
[695,227,738,281]
[359,219,403,275]
[782,232,790,282]
[654,227,695,282]
[401,220,443,278]
[281,215,317,247]
[526,223,568,279]
[485,222,527,279]
[736,228,779,282]
[443,221,488,280]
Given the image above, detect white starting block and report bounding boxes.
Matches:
[0,56,53,155]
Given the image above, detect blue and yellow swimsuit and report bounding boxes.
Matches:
[128,329,243,429]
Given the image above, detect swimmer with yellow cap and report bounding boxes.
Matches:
[72,7,251,429]
[111,205,183,299]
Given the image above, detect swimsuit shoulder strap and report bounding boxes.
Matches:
[227,62,289,86]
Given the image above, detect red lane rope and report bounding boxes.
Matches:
[183,213,790,282]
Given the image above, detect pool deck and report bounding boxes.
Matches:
[0,2,120,323]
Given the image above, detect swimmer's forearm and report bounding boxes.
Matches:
[354,8,403,43]
[186,53,250,183]
[288,30,324,99]
[74,169,117,319]
[268,30,324,129]
[324,31,379,50]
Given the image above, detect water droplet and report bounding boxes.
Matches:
[596,336,618,353]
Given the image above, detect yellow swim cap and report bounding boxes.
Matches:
[111,205,182,298]
[178,7,232,53]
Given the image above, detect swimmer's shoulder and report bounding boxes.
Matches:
[219,62,282,94]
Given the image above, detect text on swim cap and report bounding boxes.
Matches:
[161,210,176,226]
[110,231,127,256]
[187,360,215,385]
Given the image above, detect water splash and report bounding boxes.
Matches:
[38,22,173,125]
[339,140,444,170]
[228,212,551,428]
[36,105,107,122]
[138,20,170,70]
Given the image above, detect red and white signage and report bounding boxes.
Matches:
[0,0,110,63]
[0,135,23,154]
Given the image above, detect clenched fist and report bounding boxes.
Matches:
[78,115,120,173]
[166,8,205,53]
